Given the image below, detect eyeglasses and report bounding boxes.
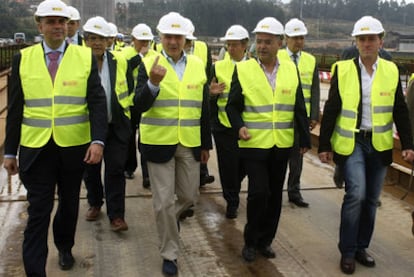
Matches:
[86,36,107,43]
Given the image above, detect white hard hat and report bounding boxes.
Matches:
[156,12,188,36]
[352,16,384,37]
[220,25,249,41]
[184,18,197,40]
[131,24,154,40]
[34,0,70,19]
[253,17,284,35]
[107,22,118,37]
[67,6,80,21]
[284,18,308,37]
[83,16,110,37]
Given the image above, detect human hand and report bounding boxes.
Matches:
[209,77,226,95]
[201,150,210,164]
[239,126,251,141]
[402,149,414,163]
[318,151,333,163]
[149,56,166,86]
[3,157,18,175]
[84,144,104,164]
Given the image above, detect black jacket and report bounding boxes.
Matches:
[318,58,413,165]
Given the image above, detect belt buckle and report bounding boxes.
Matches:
[360,129,372,138]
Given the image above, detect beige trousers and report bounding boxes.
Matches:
[147,144,200,260]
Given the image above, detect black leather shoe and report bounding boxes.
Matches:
[242,245,256,262]
[200,175,215,186]
[178,208,194,221]
[258,245,276,258]
[124,171,135,179]
[355,250,375,267]
[225,206,238,219]
[340,256,355,274]
[289,198,309,208]
[162,259,178,275]
[58,250,74,270]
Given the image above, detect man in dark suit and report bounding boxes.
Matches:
[2,1,107,276]
[226,17,310,263]
[67,6,84,46]
[82,16,133,232]
[134,12,212,276]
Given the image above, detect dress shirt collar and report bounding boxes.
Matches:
[43,41,66,54]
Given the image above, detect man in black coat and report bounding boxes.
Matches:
[3,1,107,276]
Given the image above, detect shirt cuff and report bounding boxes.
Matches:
[147,80,160,97]
[91,140,105,147]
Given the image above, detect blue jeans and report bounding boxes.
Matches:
[339,134,387,258]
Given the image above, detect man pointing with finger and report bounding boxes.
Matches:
[134,12,212,276]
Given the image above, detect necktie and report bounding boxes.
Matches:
[292,54,298,66]
[47,51,60,82]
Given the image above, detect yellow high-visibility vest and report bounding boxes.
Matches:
[278,49,316,117]
[215,58,236,127]
[236,58,299,148]
[19,44,92,147]
[110,51,132,118]
[331,58,397,155]
[140,54,207,147]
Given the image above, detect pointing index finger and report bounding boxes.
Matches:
[151,55,160,69]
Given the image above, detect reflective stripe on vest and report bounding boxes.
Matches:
[140,54,206,147]
[215,59,236,127]
[332,59,397,155]
[111,51,132,119]
[236,59,298,149]
[19,44,92,147]
[278,49,316,116]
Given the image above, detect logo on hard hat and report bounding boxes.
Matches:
[94,25,102,29]
[261,25,270,29]
[171,24,181,28]
[361,27,370,31]
[228,32,234,35]
[293,27,300,31]
[52,7,63,11]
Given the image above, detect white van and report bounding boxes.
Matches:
[14,33,26,44]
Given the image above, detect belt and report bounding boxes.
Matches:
[357,129,372,138]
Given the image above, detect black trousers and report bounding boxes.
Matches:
[213,130,245,208]
[137,140,149,179]
[124,121,138,174]
[242,147,290,248]
[84,126,128,220]
[19,140,87,277]
[287,133,304,201]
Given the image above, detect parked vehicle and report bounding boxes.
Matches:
[13,33,25,44]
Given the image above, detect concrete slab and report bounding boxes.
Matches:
[1,149,414,276]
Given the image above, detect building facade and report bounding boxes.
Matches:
[70,0,115,24]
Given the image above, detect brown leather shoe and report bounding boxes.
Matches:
[85,206,101,221]
[110,218,128,232]
[340,256,355,274]
[355,250,375,267]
